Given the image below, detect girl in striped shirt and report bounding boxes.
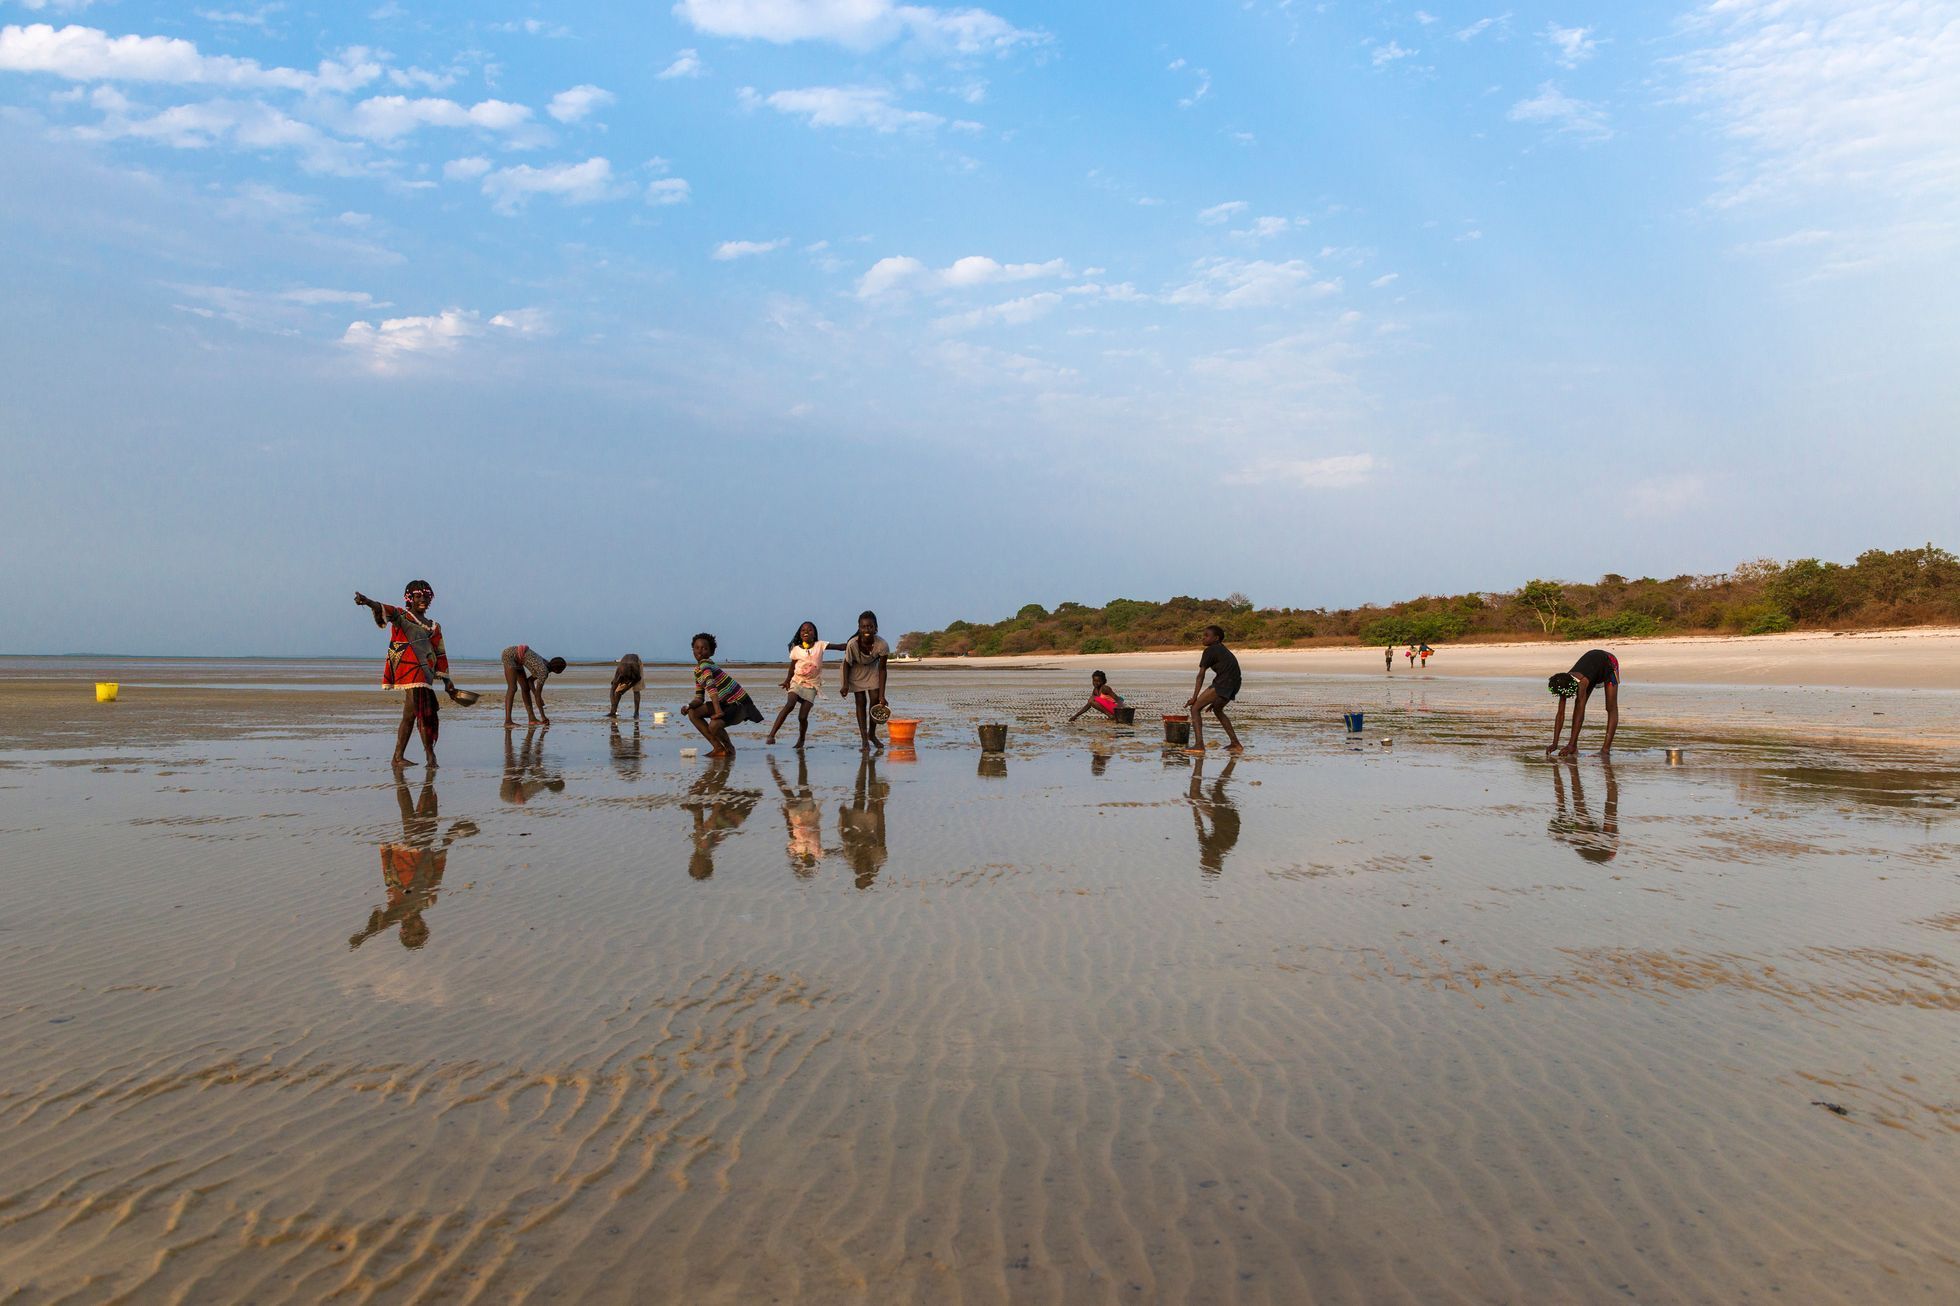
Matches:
[685,632,764,756]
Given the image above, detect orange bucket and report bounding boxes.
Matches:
[886,718,920,746]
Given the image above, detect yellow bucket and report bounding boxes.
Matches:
[95,682,120,703]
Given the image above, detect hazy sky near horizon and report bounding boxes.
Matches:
[2,1,1955,659]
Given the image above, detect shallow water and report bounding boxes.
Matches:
[1,663,1956,1303]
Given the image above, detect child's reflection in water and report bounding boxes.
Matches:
[1189,755,1240,877]
[609,719,643,783]
[682,758,760,880]
[768,754,825,878]
[350,778,476,950]
[1548,759,1619,863]
[838,754,890,890]
[500,725,566,805]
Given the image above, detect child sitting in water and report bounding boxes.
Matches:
[1068,670,1125,722]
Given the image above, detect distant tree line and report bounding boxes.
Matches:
[896,545,1960,657]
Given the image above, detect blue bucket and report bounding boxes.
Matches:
[1342,711,1364,732]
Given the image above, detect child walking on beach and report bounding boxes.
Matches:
[501,644,567,727]
[355,583,455,769]
[1384,645,1394,674]
[686,633,764,756]
[1545,647,1622,757]
[766,622,829,748]
[838,611,891,750]
[1186,625,1245,754]
[1068,670,1126,722]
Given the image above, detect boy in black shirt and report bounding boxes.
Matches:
[1186,624,1245,754]
[1546,648,1621,757]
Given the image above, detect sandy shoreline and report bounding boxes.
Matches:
[916,626,1960,690]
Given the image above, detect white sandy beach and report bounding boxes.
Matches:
[921,626,1960,691]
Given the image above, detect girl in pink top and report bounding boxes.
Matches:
[766,621,830,748]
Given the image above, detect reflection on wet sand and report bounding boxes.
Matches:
[838,754,889,889]
[349,778,476,949]
[1548,758,1619,863]
[608,719,642,782]
[1190,755,1240,876]
[681,758,759,880]
[768,754,824,877]
[977,753,1008,779]
[500,725,565,804]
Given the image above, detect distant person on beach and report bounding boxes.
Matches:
[354,582,455,769]
[767,622,830,748]
[1420,643,1432,670]
[607,653,644,718]
[501,644,567,728]
[839,612,891,751]
[1185,625,1245,754]
[686,632,764,757]
[1406,645,1417,668]
[1546,647,1621,757]
[1068,670,1125,722]
[1385,645,1394,674]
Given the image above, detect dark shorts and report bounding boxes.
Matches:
[714,697,764,727]
[1207,683,1240,706]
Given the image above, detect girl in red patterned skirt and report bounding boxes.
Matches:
[355,580,454,769]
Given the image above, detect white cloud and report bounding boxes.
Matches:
[930,338,1075,388]
[743,84,954,132]
[1675,0,1960,255]
[341,306,544,369]
[1626,473,1707,517]
[77,95,362,174]
[14,3,103,13]
[1507,82,1611,141]
[1165,258,1339,309]
[491,17,571,38]
[645,176,692,205]
[1197,199,1248,224]
[480,157,616,212]
[856,255,928,298]
[1175,64,1210,109]
[1372,41,1416,67]
[658,48,703,78]
[932,290,1062,333]
[857,253,1072,298]
[442,155,491,181]
[713,237,789,259]
[345,95,532,142]
[1457,15,1506,42]
[0,23,379,93]
[547,84,614,123]
[1369,272,1399,288]
[1231,215,1291,241]
[196,6,280,31]
[674,0,1045,57]
[1414,10,1439,25]
[1544,24,1598,68]
[488,307,552,336]
[1224,454,1377,489]
[170,282,378,333]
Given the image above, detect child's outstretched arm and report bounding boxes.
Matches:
[1544,697,1568,753]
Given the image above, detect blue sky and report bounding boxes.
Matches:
[2,1,1955,659]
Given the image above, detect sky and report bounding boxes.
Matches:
[1,0,1955,660]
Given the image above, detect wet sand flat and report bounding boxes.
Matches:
[2,661,1957,1303]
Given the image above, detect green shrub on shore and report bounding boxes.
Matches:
[893,544,1958,657]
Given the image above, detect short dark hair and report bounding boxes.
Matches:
[1548,672,1579,697]
[404,578,432,594]
[693,632,718,655]
[1203,624,1225,640]
[858,610,878,626]
[1091,669,1106,682]
[547,656,568,674]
